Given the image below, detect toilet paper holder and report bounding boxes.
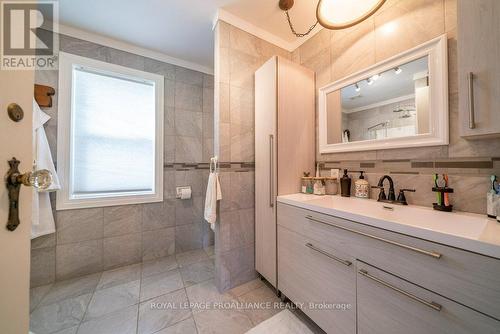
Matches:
[176,186,192,199]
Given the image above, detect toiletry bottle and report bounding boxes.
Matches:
[340,169,351,197]
[355,171,369,198]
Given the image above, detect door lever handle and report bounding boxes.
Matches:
[5,158,52,231]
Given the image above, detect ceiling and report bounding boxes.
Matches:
[220,0,322,48]
[46,0,321,74]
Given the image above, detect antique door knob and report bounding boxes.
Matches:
[5,158,52,231]
[19,169,53,190]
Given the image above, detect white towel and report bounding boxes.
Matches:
[204,171,222,230]
[32,100,60,239]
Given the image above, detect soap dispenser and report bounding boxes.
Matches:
[355,171,370,198]
[340,169,351,197]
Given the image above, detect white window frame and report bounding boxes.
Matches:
[56,51,164,210]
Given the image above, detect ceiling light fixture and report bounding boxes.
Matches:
[279,0,386,37]
[394,67,402,74]
[366,78,373,85]
[354,83,360,92]
[371,74,381,81]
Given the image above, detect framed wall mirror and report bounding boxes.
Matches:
[318,35,449,153]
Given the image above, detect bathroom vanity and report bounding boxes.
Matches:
[277,194,500,334]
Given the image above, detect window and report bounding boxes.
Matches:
[57,52,164,209]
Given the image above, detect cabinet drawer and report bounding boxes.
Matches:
[278,225,356,334]
[357,262,500,334]
[277,203,500,320]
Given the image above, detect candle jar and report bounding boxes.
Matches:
[313,177,326,195]
[301,177,314,194]
[325,177,338,195]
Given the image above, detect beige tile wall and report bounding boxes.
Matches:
[292,0,500,214]
[213,21,291,291]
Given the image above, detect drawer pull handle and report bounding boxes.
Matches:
[359,269,442,312]
[305,243,352,267]
[305,215,442,259]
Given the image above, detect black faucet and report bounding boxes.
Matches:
[375,175,396,201]
[372,175,415,205]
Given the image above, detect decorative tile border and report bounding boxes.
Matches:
[433,161,493,169]
[166,159,499,174]
[319,157,500,176]
[164,162,255,171]
[360,162,376,168]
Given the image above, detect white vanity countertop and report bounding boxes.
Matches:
[277,193,500,259]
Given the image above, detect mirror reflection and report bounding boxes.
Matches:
[326,56,430,144]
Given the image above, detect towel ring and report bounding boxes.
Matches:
[210,156,219,173]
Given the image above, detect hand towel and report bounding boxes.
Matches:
[32,100,60,239]
[204,171,222,230]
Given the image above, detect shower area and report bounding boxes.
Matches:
[342,98,417,142]
[29,32,219,333]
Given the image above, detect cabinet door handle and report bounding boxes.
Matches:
[467,72,475,129]
[305,215,442,259]
[359,269,442,312]
[305,243,352,267]
[269,134,274,208]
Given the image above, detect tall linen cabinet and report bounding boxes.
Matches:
[255,56,315,288]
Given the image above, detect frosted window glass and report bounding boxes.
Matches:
[71,67,156,195]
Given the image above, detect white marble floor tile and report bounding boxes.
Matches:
[228,278,264,298]
[238,285,283,326]
[39,273,101,306]
[30,293,92,334]
[142,256,178,278]
[77,304,138,334]
[137,289,192,334]
[52,325,79,334]
[244,309,314,334]
[288,308,326,334]
[28,249,314,334]
[194,309,253,334]
[204,246,214,257]
[84,280,140,320]
[154,317,197,334]
[179,259,214,287]
[185,279,236,314]
[175,249,209,267]
[140,269,184,302]
[30,284,53,312]
[96,263,141,291]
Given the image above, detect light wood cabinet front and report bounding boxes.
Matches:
[255,57,315,288]
[277,202,500,333]
[357,261,500,334]
[278,225,356,334]
[278,202,500,321]
[458,0,500,138]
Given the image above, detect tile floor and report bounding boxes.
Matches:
[30,246,314,334]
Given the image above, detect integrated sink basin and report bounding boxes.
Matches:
[305,195,487,238]
[277,193,500,259]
